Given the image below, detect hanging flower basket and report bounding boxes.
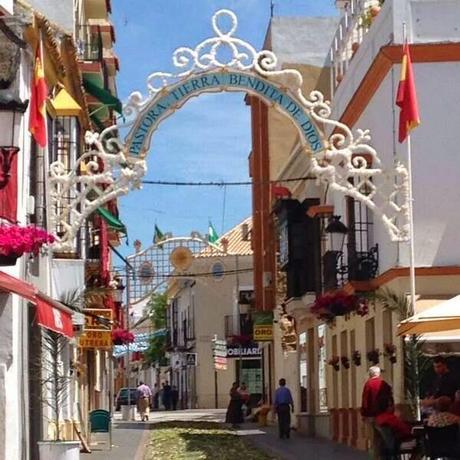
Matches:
[0,253,20,266]
[367,348,380,365]
[310,292,368,325]
[384,343,397,364]
[328,356,340,371]
[341,356,350,370]
[352,350,362,367]
[112,329,135,345]
[0,224,54,259]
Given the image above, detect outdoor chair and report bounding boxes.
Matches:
[424,424,460,459]
[374,425,419,460]
[89,409,112,450]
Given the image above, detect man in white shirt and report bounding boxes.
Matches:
[137,381,152,421]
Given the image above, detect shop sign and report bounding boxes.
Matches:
[254,324,273,341]
[226,344,261,358]
[253,311,273,341]
[78,330,112,349]
[84,308,112,331]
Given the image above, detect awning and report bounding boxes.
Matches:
[397,295,460,336]
[49,88,82,117]
[0,271,74,338]
[97,207,127,235]
[83,76,122,114]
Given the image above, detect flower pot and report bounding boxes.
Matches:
[351,42,360,54]
[336,73,343,84]
[0,253,19,266]
[37,440,80,460]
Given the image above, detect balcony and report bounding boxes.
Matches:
[224,314,253,339]
[322,244,379,291]
[329,0,383,96]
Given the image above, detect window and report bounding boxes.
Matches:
[318,324,328,413]
[50,116,81,238]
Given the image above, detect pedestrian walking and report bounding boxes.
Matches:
[225,382,244,428]
[361,366,393,458]
[136,381,152,421]
[162,381,172,410]
[171,385,179,410]
[274,378,294,439]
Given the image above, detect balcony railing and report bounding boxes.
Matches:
[224,314,253,339]
[322,244,379,290]
[329,0,383,96]
[77,26,103,62]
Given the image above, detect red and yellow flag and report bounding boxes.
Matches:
[396,43,420,143]
[29,43,48,148]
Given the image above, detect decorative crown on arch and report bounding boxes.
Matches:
[49,9,410,252]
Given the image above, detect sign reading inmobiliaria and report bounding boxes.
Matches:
[226,343,261,358]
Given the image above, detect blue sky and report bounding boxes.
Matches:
[112,0,337,257]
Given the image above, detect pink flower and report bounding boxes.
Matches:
[0,225,55,257]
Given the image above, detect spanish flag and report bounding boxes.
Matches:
[29,43,48,148]
[396,43,420,143]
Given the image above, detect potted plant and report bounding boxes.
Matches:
[310,292,369,325]
[0,224,54,265]
[352,350,362,366]
[367,348,380,365]
[37,331,80,460]
[328,356,340,371]
[341,356,350,369]
[384,343,397,364]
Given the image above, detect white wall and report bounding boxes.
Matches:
[344,61,460,273]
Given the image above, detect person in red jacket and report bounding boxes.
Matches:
[361,366,394,458]
[376,403,412,441]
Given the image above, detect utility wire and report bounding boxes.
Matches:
[110,267,253,278]
[141,175,316,187]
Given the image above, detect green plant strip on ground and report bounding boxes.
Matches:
[144,422,277,460]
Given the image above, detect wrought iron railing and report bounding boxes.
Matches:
[322,244,379,290]
[77,26,103,62]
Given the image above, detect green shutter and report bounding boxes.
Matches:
[83,77,123,114]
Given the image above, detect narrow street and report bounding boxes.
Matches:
[85,410,367,460]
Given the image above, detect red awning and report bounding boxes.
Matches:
[0,271,74,338]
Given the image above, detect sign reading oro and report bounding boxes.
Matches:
[79,309,113,349]
[126,70,323,158]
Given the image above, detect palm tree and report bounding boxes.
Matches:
[374,288,431,418]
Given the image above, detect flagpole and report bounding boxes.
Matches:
[403,22,417,316]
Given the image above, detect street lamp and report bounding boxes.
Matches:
[112,276,125,304]
[0,98,28,190]
[323,216,349,290]
[325,215,349,253]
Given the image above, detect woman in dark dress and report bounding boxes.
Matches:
[225,382,243,428]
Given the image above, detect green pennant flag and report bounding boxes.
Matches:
[208,221,219,244]
[154,224,165,245]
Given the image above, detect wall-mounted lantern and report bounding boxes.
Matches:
[0,98,28,189]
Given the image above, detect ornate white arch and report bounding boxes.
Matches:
[49,9,410,252]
